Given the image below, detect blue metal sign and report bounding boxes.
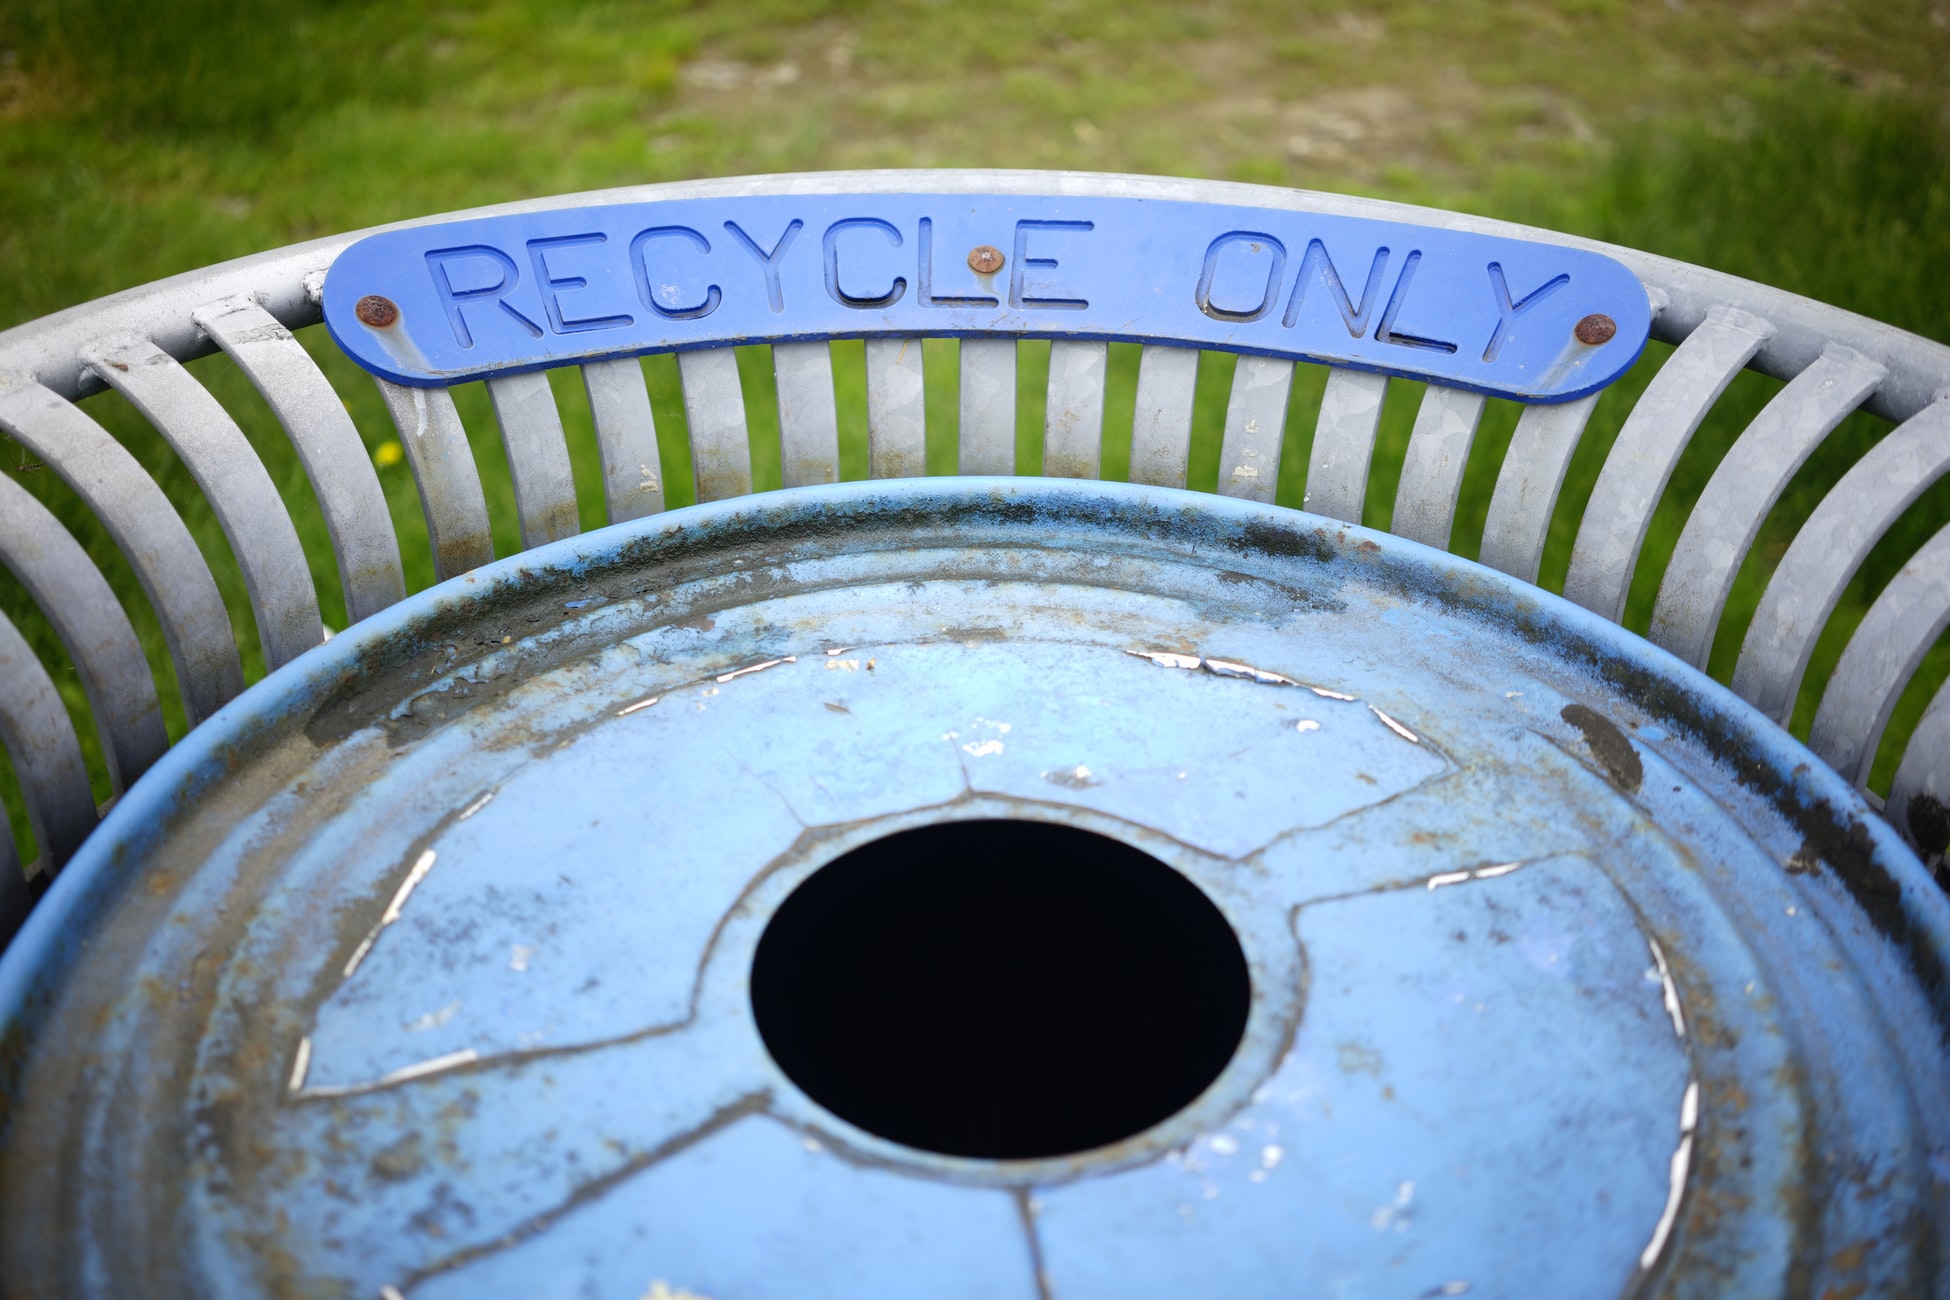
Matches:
[324,195,1651,402]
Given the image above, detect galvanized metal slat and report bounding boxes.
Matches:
[1808,522,1950,786]
[1216,356,1293,504]
[485,372,580,548]
[0,474,165,794]
[1649,345,1887,669]
[580,358,665,524]
[0,608,95,875]
[1128,345,1199,489]
[1392,385,1486,550]
[1477,396,1600,585]
[1734,396,1950,723]
[772,342,841,488]
[958,339,1016,476]
[374,379,496,580]
[1042,340,1107,480]
[195,300,406,623]
[1565,306,1776,622]
[85,338,322,670]
[865,337,926,480]
[0,380,242,724]
[1305,368,1387,524]
[679,347,752,503]
[1888,678,1950,856]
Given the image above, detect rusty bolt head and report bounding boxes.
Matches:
[1574,313,1616,346]
[356,295,400,329]
[967,245,1004,275]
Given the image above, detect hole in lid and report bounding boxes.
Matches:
[750,819,1251,1159]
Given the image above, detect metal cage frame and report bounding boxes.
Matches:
[3,169,1948,929]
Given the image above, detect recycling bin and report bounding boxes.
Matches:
[1,174,1947,1297]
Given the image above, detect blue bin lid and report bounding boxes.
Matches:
[1,480,1945,1298]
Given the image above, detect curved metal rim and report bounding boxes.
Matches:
[3,476,1943,1043]
[2,169,1946,423]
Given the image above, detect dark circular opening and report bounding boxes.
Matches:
[750,819,1252,1159]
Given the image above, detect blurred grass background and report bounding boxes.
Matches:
[0,0,1947,862]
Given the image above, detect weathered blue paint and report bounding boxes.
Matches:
[323,195,1651,402]
[0,481,1943,1298]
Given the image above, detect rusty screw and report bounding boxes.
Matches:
[356,295,400,329]
[1574,313,1616,346]
[967,245,1004,275]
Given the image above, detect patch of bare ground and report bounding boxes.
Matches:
[654,21,1620,194]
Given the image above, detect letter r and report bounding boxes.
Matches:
[425,245,544,347]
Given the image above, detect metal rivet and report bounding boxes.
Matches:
[1574,313,1616,345]
[356,295,400,329]
[967,245,1004,275]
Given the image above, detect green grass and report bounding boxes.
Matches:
[1,0,1947,863]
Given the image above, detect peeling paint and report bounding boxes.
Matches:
[381,851,438,927]
[1044,765,1100,790]
[342,849,437,978]
[1427,860,1525,892]
[1204,658,1298,687]
[457,790,496,820]
[1639,1079,1700,1271]
[1370,1180,1416,1231]
[287,1036,312,1095]
[716,656,796,683]
[302,1048,482,1099]
[1370,706,1420,743]
[1645,936,1687,1041]
[1128,650,1200,670]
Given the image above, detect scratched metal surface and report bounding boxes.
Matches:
[0,480,1945,1300]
